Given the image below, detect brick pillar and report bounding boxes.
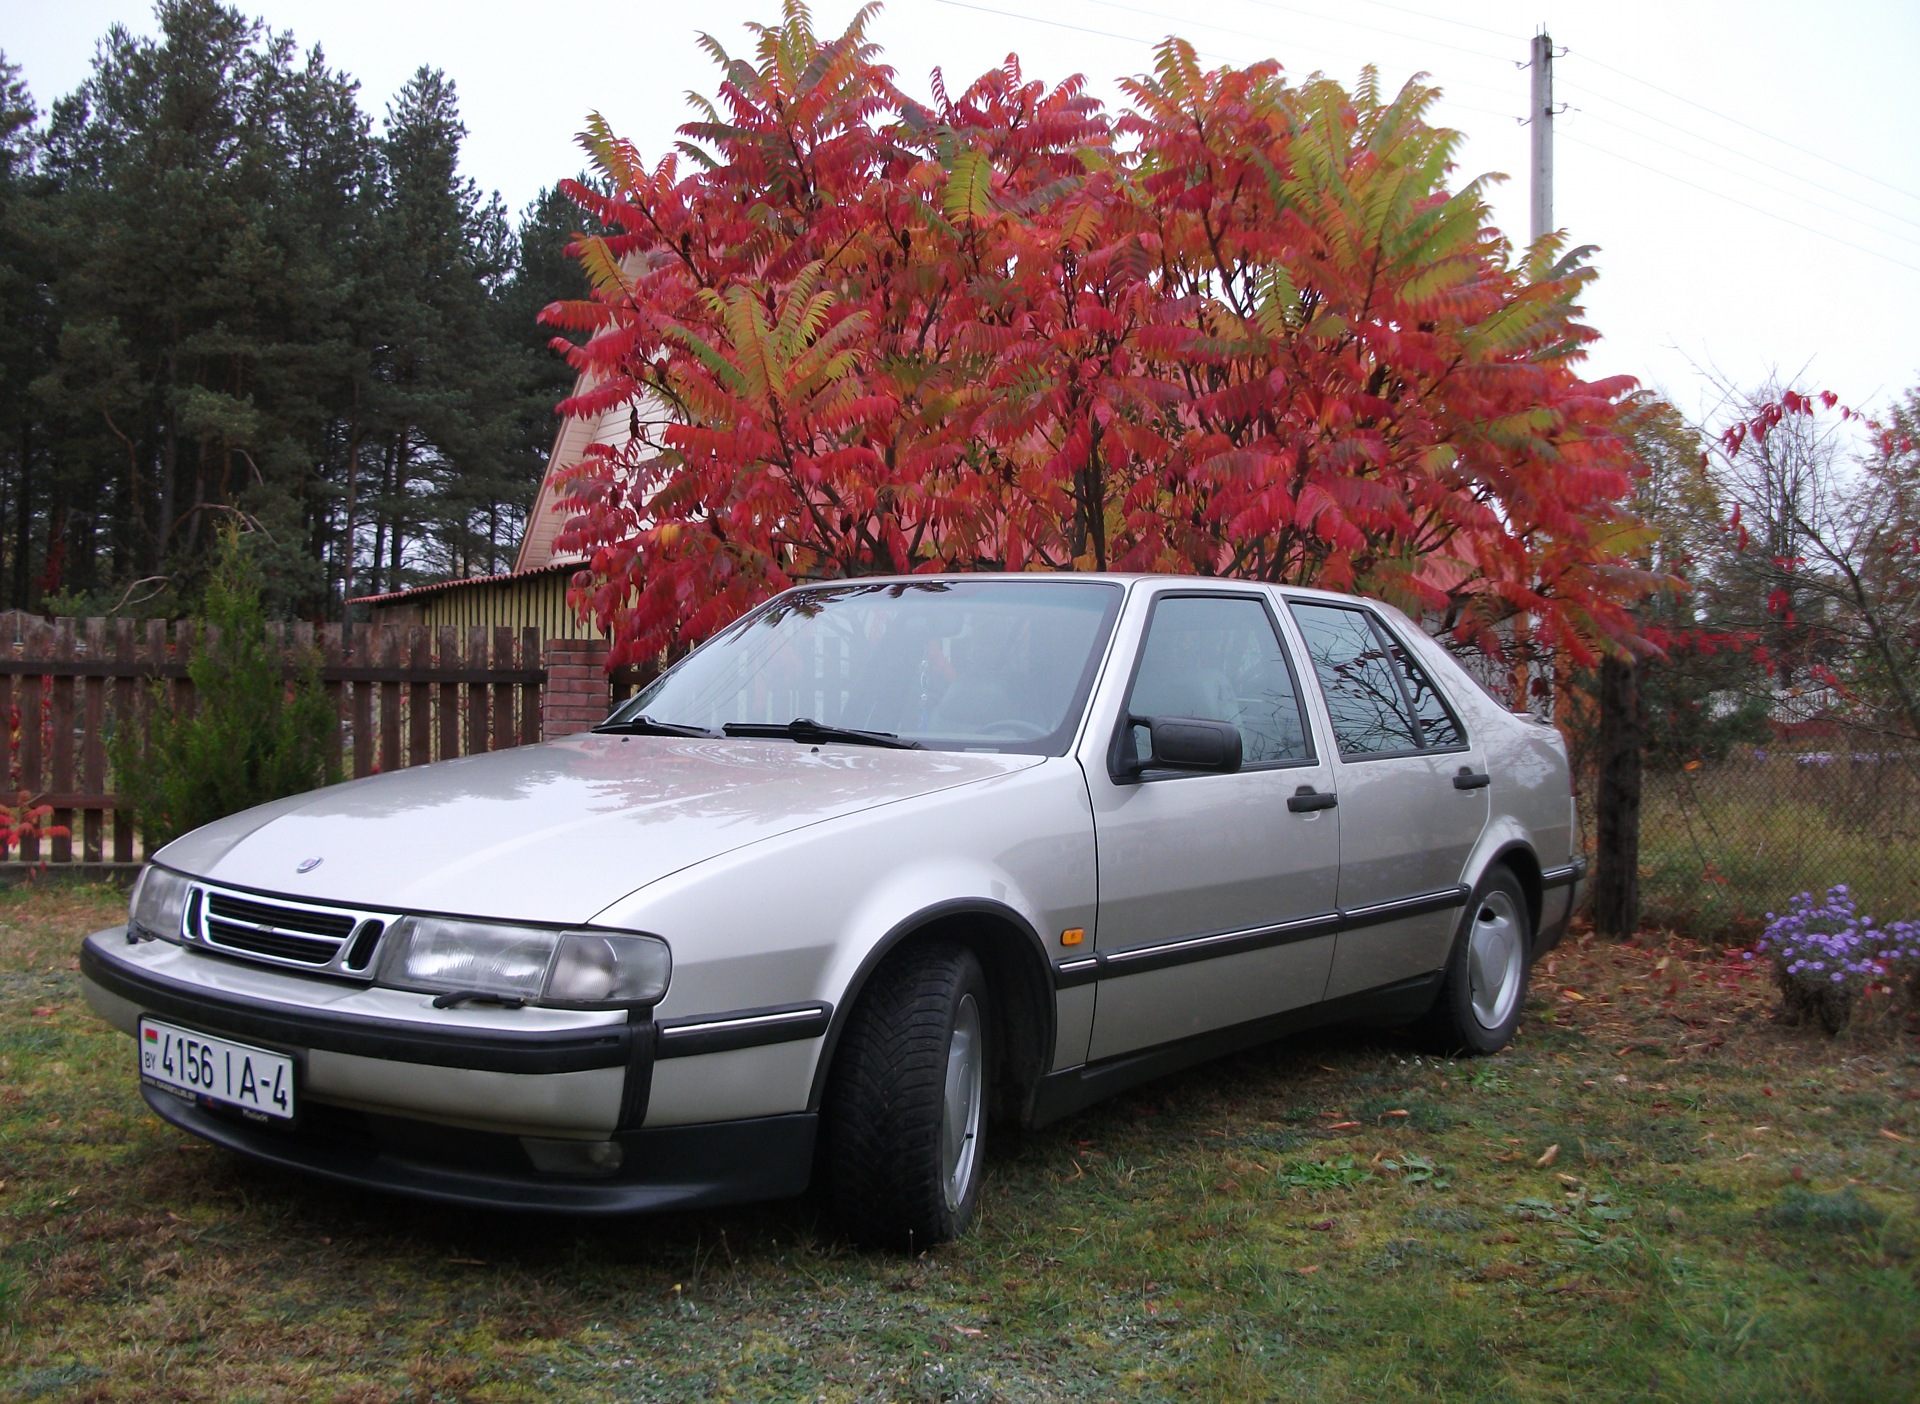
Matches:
[541,638,614,740]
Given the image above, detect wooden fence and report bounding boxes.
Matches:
[0,619,547,867]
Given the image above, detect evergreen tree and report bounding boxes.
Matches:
[0,2,576,619]
[108,525,338,849]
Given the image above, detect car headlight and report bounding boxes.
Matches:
[377,917,671,1008]
[129,866,192,942]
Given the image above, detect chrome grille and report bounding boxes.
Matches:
[190,885,395,979]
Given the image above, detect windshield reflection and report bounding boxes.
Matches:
[609,580,1124,755]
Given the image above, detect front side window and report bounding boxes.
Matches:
[1288,602,1466,757]
[612,579,1123,754]
[1124,594,1313,768]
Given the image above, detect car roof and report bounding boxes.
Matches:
[780,572,1386,609]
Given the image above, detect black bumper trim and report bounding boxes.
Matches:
[83,936,633,1075]
[143,1085,817,1214]
[1051,885,1469,988]
[1542,859,1588,889]
[656,1002,832,1058]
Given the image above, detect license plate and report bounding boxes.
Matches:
[139,1017,295,1121]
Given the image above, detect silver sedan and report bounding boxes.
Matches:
[82,575,1583,1247]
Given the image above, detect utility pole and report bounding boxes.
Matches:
[1515,30,1558,721]
[1528,29,1554,246]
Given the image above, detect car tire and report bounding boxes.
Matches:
[1417,866,1532,1055]
[825,942,990,1251]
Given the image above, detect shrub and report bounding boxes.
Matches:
[1752,885,1920,1034]
[108,530,338,851]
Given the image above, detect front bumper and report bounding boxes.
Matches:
[140,1084,816,1213]
[81,928,817,1213]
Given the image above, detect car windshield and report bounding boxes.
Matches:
[608,579,1124,754]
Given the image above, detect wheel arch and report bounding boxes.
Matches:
[1479,840,1543,947]
[807,898,1058,1121]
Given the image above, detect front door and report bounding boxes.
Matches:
[1085,591,1341,1061]
[1285,601,1491,999]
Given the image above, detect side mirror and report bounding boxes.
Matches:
[1120,715,1243,776]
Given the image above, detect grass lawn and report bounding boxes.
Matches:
[3,882,1918,1402]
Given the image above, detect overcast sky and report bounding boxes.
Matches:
[8,0,1919,424]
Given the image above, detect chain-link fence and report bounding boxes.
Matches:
[1560,676,1920,943]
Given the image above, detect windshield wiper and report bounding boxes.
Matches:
[722,717,923,750]
[592,714,720,738]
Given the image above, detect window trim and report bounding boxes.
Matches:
[1283,598,1472,763]
[1106,589,1321,783]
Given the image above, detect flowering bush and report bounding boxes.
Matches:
[1752,886,1920,1034]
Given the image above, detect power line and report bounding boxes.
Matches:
[1235,0,1512,66]
[1563,97,1920,247]
[1571,50,1920,206]
[926,0,1230,58]
[1559,131,1920,276]
[932,0,1519,107]
[1327,0,1515,43]
[1085,0,1521,105]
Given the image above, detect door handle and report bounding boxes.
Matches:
[1288,785,1338,812]
[1453,768,1492,790]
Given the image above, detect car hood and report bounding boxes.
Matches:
[158,735,1042,924]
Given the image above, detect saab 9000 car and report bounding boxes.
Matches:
[81,574,1583,1247]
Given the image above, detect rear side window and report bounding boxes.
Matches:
[1287,602,1466,757]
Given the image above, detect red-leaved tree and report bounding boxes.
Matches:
[545,2,1647,668]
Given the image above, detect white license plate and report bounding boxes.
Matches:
[139,1017,296,1121]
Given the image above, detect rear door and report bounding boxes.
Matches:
[1284,600,1491,999]
[1083,590,1341,1060]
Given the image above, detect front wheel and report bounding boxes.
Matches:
[825,943,990,1250]
[1417,867,1532,1054]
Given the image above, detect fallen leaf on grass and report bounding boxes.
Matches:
[1382,1109,1410,1118]
[955,1326,984,1337]
[1296,1264,1322,1276]
[1327,1121,1361,1131]
[1880,1129,1912,1144]
[1560,989,1586,1002]
[30,1006,55,1017]
[1535,1144,1561,1167]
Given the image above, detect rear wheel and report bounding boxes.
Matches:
[1418,867,1531,1054]
[826,943,989,1250]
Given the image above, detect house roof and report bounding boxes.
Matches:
[345,556,585,608]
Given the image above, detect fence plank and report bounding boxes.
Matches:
[377,626,401,775]
[82,619,105,862]
[406,626,430,767]
[492,627,514,752]
[466,626,489,754]
[437,626,459,765]
[350,623,374,779]
[520,627,542,745]
[20,620,44,862]
[49,619,74,863]
[171,622,195,721]
[0,631,14,860]
[320,624,346,781]
[112,619,135,863]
